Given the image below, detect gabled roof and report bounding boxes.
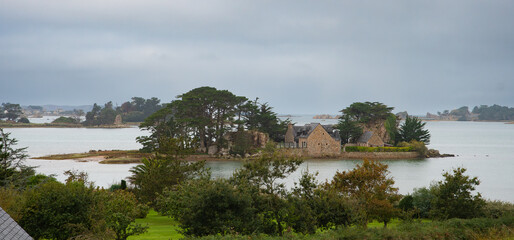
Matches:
[357,131,374,143]
[0,207,32,240]
[292,123,340,141]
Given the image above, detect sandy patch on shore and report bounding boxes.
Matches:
[75,156,106,162]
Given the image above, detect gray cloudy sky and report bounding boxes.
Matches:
[1,0,513,114]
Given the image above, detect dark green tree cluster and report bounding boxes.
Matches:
[337,102,431,146]
[128,137,206,207]
[138,87,288,154]
[83,102,117,126]
[83,98,163,126]
[397,115,431,144]
[340,102,394,124]
[473,104,514,121]
[119,97,162,122]
[239,99,290,142]
[0,103,23,121]
[337,102,394,144]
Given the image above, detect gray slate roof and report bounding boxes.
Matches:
[0,207,32,240]
[292,123,341,141]
[357,131,374,143]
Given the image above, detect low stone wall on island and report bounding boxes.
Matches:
[279,148,421,159]
[340,152,420,159]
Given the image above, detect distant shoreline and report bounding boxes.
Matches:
[0,122,137,129]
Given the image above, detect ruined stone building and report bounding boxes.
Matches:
[284,123,341,156]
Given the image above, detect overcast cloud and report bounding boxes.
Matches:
[1,0,513,114]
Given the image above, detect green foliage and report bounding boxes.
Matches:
[431,167,485,219]
[450,106,471,121]
[109,179,128,192]
[411,186,435,218]
[180,216,514,240]
[119,97,163,122]
[482,200,514,218]
[397,115,430,144]
[229,130,254,156]
[19,181,96,240]
[397,140,428,157]
[473,104,514,121]
[52,116,79,124]
[336,115,362,144]
[241,100,290,142]
[344,146,412,152]
[17,117,30,123]
[0,186,24,221]
[340,102,394,124]
[0,128,35,188]
[158,177,259,236]
[398,195,414,212]
[230,148,303,236]
[0,103,23,121]
[328,159,401,228]
[287,171,353,233]
[104,190,149,240]
[128,137,206,207]
[384,113,398,145]
[83,101,118,126]
[139,87,287,153]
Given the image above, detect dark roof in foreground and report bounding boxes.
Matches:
[0,206,32,240]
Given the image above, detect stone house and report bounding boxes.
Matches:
[356,131,384,147]
[284,123,341,156]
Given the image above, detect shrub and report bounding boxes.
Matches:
[52,116,79,124]
[158,178,259,236]
[18,181,96,240]
[397,140,428,156]
[431,168,485,219]
[411,186,435,218]
[17,117,30,123]
[483,200,514,218]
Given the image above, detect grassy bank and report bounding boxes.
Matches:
[34,150,219,164]
[33,150,150,163]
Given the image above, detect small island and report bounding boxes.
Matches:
[313,114,341,119]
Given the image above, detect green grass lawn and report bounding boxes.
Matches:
[128,210,183,240]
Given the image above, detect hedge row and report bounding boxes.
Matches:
[344,146,413,152]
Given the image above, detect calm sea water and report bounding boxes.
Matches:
[5,116,514,202]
